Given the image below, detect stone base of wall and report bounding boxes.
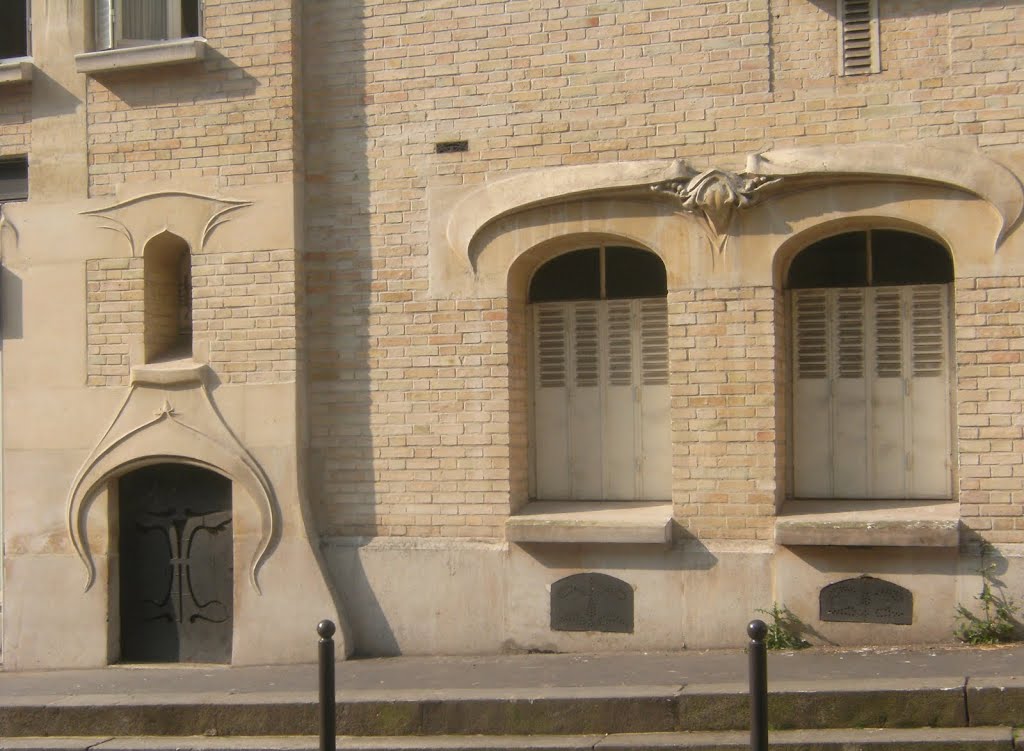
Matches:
[323,537,1022,654]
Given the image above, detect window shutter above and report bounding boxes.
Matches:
[573,303,599,388]
[606,301,633,387]
[836,289,865,379]
[96,0,114,49]
[911,286,947,377]
[534,305,566,388]
[873,288,903,378]
[838,0,880,76]
[794,290,828,379]
[639,298,669,386]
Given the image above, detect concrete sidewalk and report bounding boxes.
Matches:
[0,642,1021,699]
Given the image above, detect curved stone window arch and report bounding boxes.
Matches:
[529,244,670,501]
[143,231,192,362]
[787,229,953,499]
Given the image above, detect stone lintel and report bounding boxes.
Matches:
[74,38,207,75]
[776,500,959,548]
[506,501,673,545]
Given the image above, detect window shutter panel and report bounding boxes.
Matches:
[569,302,603,499]
[870,288,907,497]
[639,298,669,386]
[532,304,571,500]
[535,304,566,388]
[838,0,880,75]
[638,298,671,500]
[96,0,114,49]
[603,301,636,499]
[908,285,952,497]
[831,289,869,498]
[792,290,832,497]
[573,302,599,388]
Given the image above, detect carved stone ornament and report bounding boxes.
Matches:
[652,168,780,253]
[66,363,278,594]
[80,190,252,256]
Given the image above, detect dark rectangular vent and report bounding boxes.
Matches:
[435,140,469,154]
[838,0,879,76]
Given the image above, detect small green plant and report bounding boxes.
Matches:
[955,557,1019,645]
[756,603,810,650]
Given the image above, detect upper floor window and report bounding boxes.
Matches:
[96,0,201,49]
[788,230,953,500]
[0,158,28,203]
[529,246,670,502]
[0,1,30,59]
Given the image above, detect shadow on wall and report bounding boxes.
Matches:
[1,265,22,340]
[302,0,391,653]
[90,51,259,107]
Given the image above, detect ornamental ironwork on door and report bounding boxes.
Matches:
[119,464,233,663]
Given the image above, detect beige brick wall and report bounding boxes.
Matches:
[955,277,1024,544]
[302,0,1024,541]
[86,0,299,195]
[193,248,297,384]
[86,248,296,386]
[86,257,144,387]
[671,287,778,541]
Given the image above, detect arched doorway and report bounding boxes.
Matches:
[118,463,233,663]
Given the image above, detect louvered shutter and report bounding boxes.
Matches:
[532,304,571,500]
[791,285,951,499]
[531,298,670,501]
[832,288,869,497]
[907,285,952,497]
[570,302,603,500]
[838,0,880,75]
[792,290,832,498]
[870,287,907,497]
[603,300,635,499]
[96,0,114,49]
[638,298,671,500]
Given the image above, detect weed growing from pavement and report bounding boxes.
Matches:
[955,552,1019,645]
[757,603,810,650]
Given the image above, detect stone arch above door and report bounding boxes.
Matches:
[66,363,276,594]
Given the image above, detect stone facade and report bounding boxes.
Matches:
[2,0,1024,667]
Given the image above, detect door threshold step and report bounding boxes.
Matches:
[1,728,1017,751]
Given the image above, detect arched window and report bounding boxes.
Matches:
[529,245,669,501]
[788,229,953,499]
[143,231,192,362]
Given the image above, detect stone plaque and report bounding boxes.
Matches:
[820,576,913,625]
[551,573,634,633]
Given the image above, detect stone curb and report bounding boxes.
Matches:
[0,728,1017,751]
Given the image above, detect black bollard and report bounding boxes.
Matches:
[318,620,337,751]
[747,619,768,751]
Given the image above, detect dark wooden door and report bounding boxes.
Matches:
[119,464,233,663]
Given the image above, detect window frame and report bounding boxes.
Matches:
[0,0,30,60]
[96,0,202,50]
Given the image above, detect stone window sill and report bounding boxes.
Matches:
[0,58,33,85]
[75,38,207,75]
[131,358,206,387]
[506,500,673,545]
[775,499,959,548]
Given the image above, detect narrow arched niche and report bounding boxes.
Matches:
[143,231,192,362]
